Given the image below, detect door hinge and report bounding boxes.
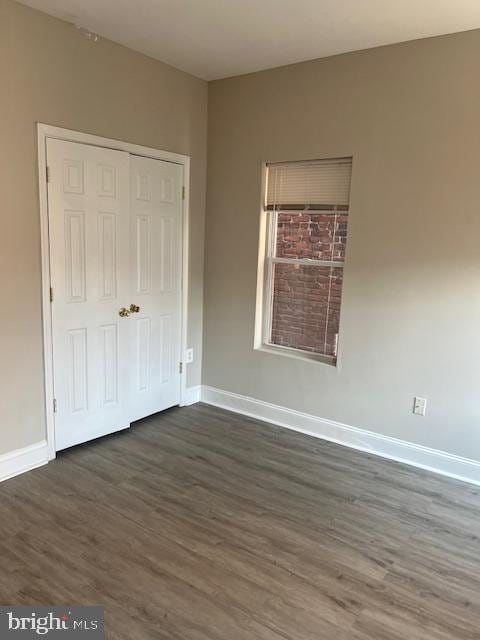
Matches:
[49,287,54,303]
[46,166,51,183]
[53,398,57,413]
[182,186,185,200]
[179,362,183,374]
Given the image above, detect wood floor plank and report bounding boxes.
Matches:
[1,402,480,638]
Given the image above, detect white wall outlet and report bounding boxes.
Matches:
[413,396,427,416]
[185,348,194,364]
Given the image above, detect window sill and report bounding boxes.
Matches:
[254,343,337,367]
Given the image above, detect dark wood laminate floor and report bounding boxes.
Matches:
[1,403,480,639]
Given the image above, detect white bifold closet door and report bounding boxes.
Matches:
[47,139,182,452]
[129,155,183,423]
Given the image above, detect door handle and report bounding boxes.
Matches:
[119,305,140,317]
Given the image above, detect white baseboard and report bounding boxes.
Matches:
[181,385,202,406]
[0,440,49,483]
[201,386,480,487]
[4,390,479,487]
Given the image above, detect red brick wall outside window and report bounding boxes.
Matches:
[269,211,348,358]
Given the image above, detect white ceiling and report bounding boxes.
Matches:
[19,0,480,80]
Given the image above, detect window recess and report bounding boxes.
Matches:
[262,158,352,363]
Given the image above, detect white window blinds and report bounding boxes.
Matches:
[266,158,352,210]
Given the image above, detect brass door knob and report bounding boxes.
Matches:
[129,304,140,313]
[119,307,130,317]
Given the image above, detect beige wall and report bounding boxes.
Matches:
[0,0,207,455]
[3,0,480,465]
[205,30,480,460]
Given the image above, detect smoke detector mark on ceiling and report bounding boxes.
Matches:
[75,25,99,42]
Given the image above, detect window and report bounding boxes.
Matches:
[260,158,352,364]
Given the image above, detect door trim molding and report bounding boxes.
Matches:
[37,123,191,461]
[182,385,202,406]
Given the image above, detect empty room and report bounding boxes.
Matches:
[2,0,480,637]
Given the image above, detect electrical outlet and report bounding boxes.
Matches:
[413,396,427,416]
[185,348,194,364]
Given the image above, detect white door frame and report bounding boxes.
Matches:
[37,123,191,461]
